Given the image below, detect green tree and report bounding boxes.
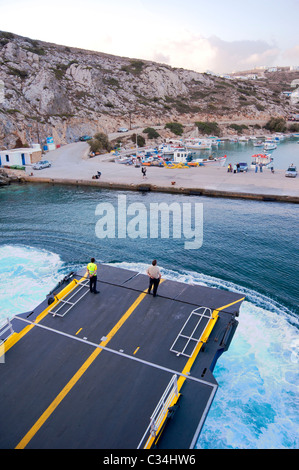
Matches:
[131,134,145,147]
[89,132,111,153]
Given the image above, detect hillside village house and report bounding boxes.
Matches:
[0,144,41,167]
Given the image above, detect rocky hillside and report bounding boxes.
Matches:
[0,31,298,148]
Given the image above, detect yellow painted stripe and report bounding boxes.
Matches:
[133,347,140,355]
[144,296,245,449]
[15,288,148,450]
[1,277,86,359]
[75,328,82,335]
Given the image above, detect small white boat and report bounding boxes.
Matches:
[264,142,277,150]
[116,156,133,164]
[208,137,221,146]
[172,150,226,167]
[159,143,182,156]
[272,133,285,141]
[196,155,227,166]
[253,141,264,147]
[173,149,193,163]
[184,138,212,150]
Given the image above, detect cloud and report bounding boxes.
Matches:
[147,32,281,74]
[282,45,299,64]
[207,36,280,73]
[149,32,217,71]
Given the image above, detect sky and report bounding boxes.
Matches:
[1,0,299,74]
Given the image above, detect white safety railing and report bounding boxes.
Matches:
[49,278,90,317]
[137,374,178,449]
[0,317,14,341]
[170,307,213,357]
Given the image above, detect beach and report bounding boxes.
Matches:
[6,141,299,203]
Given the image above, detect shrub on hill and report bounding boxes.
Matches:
[165,122,184,136]
[264,117,286,132]
[195,121,221,136]
[228,123,248,134]
[143,127,160,139]
[287,123,299,132]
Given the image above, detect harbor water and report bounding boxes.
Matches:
[193,135,299,169]
[0,140,298,449]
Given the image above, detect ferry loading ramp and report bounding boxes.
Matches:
[0,265,244,449]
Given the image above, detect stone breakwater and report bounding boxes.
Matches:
[20,174,299,204]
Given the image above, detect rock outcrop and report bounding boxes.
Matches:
[0,168,24,185]
[0,31,298,148]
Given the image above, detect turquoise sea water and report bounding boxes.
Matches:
[0,140,298,449]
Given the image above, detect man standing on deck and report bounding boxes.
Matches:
[146,259,161,297]
[86,257,99,293]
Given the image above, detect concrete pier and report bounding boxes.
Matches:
[6,142,299,203]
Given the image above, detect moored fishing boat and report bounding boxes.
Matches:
[196,155,227,166]
[264,142,277,151]
[173,149,226,167]
[159,143,183,157]
[173,149,193,163]
[116,156,133,164]
[184,138,212,150]
[251,153,273,169]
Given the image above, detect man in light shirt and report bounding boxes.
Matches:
[146,259,161,297]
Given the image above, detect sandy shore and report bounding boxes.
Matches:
[11,142,299,203]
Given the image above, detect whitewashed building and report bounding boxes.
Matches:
[290,88,299,105]
[0,144,41,167]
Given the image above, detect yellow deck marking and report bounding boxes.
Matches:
[75,328,82,335]
[12,274,241,450]
[144,295,245,449]
[1,277,86,359]
[15,288,149,449]
[133,347,140,355]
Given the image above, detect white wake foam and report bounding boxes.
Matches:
[112,261,299,449]
[0,244,65,322]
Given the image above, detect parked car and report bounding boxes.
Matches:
[285,165,297,177]
[118,127,128,133]
[238,162,248,172]
[33,160,51,170]
[79,135,92,141]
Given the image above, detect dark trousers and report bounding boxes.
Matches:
[89,275,97,292]
[148,278,160,297]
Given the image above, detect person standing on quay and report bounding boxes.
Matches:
[146,259,161,297]
[86,257,99,294]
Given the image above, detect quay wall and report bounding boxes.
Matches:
[21,176,299,204]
